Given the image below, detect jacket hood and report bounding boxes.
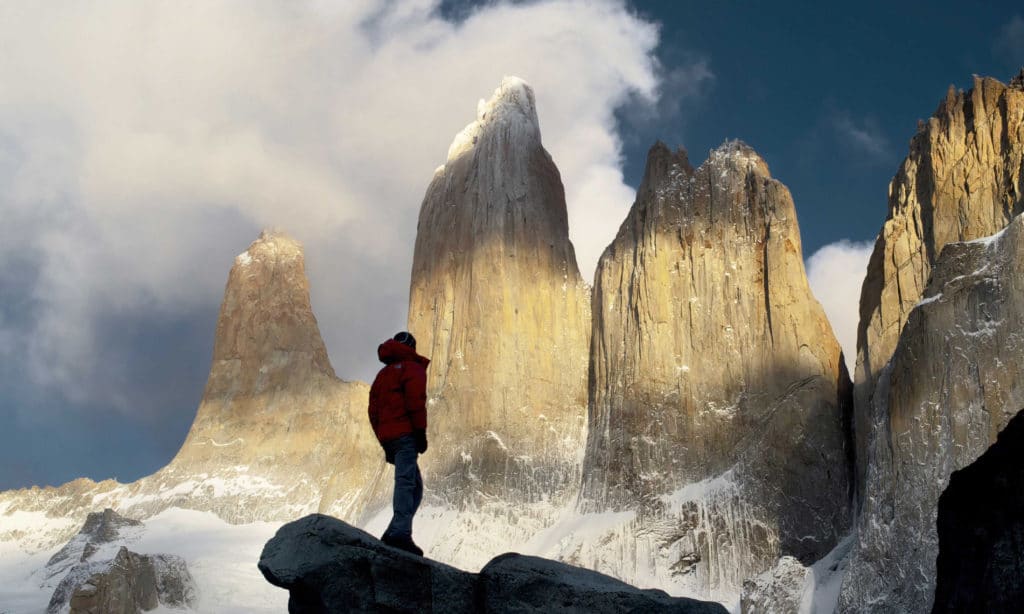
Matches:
[377,338,430,366]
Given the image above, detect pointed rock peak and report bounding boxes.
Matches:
[446,76,541,162]
[640,141,693,189]
[704,139,771,177]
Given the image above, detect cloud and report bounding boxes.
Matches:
[832,113,892,162]
[0,1,705,416]
[805,240,875,374]
[993,15,1024,64]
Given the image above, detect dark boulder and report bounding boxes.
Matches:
[259,514,730,613]
[932,409,1024,613]
[257,514,475,613]
[478,552,728,614]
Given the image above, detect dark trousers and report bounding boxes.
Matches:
[382,434,423,540]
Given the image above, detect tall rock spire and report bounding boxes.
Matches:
[853,75,1024,497]
[408,77,591,522]
[156,230,383,523]
[0,230,386,552]
[578,141,852,601]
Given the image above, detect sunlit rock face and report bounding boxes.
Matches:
[148,230,384,524]
[840,215,1024,612]
[408,77,591,512]
[853,74,1024,496]
[0,231,384,552]
[578,142,852,601]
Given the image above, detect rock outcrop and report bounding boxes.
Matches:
[43,508,144,586]
[41,507,196,614]
[405,77,590,562]
[740,556,808,614]
[932,408,1024,613]
[853,74,1024,495]
[841,214,1024,611]
[47,546,196,614]
[576,141,852,601]
[258,514,728,614]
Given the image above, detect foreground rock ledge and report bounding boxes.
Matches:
[258,514,728,613]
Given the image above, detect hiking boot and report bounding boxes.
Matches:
[382,534,424,556]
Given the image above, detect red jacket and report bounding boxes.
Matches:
[368,339,430,444]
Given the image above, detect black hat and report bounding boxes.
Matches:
[393,331,416,349]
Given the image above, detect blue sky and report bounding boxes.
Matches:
[1,0,1021,491]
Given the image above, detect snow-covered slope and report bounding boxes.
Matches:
[0,508,284,614]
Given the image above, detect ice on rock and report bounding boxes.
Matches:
[446,76,541,162]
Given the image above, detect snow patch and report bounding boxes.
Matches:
[661,469,736,509]
[0,507,285,614]
[446,76,539,162]
[964,224,1009,248]
[799,533,855,614]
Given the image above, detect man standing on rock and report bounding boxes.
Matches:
[368,331,430,556]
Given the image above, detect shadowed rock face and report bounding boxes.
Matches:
[841,215,1024,612]
[408,77,591,508]
[578,141,852,600]
[258,514,729,614]
[932,409,1024,613]
[854,74,1024,497]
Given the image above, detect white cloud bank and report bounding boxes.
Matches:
[0,1,711,412]
[805,240,875,374]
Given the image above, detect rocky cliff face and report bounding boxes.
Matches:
[577,141,852,601]
[841,214,1024,612]
[853,75,1024,493]
[0,231,384,553]
[407,78,591,513]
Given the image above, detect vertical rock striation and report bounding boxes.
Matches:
[578,142,852,601]
[841,215,1024,612]
[853,74,1024,495]
[406,77,590,562]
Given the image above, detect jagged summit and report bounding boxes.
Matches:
[703,139,771,177]
[853,72,1024,507]
[636,140,772,210]
[581,137,851,600]
[446,76,542,163]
